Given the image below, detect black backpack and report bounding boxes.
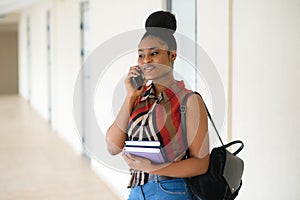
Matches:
[180,92,244,200]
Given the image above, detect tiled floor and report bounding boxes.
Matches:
[0,95,119,200]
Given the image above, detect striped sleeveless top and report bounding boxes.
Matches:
[127,80,191,188]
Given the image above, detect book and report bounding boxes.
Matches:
[125,140,160,148]
[124,141,166,164]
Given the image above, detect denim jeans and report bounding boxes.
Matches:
[128,178,194,200]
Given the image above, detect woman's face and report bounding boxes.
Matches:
[137,36,176,81]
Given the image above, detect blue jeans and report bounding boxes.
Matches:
[128,178,194,200]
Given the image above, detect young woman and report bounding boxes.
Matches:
[106,11,209,200]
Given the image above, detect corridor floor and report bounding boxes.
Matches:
[0,95,119,200]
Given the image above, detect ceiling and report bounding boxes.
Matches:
[0,0,42,15]
[0,0,42,31]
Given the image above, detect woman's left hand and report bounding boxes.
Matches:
[122,151,153,172]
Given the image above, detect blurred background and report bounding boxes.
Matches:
[0,0,299,199]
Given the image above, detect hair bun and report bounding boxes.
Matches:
[145,11,177,34]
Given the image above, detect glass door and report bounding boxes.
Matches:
[167,0,197,90]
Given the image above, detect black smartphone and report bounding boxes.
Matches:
[131,70,144,90]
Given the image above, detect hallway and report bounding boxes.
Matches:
[0,95,119,200]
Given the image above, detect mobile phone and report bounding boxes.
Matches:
[131,70,144,90]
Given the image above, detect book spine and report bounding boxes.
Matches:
[160,147,169,163]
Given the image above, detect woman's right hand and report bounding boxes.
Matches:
[125,65,146,98]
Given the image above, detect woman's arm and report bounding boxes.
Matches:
[106,95,136,155]
[123,93,209,176]
[106,65,145,155]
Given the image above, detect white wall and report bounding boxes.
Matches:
[197,0,229,144]
[89,0,164,52]
[232,0,300,199]
[51,0,82,153]
[18,12,29,98]
[29,3,50,119]
[18,1,51,119]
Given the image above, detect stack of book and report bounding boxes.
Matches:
[124,141,166,164]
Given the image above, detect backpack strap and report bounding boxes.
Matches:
[180,92,225,150]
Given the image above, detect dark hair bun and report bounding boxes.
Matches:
[145,11,177,34]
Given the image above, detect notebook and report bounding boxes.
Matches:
[124,141,166,164]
